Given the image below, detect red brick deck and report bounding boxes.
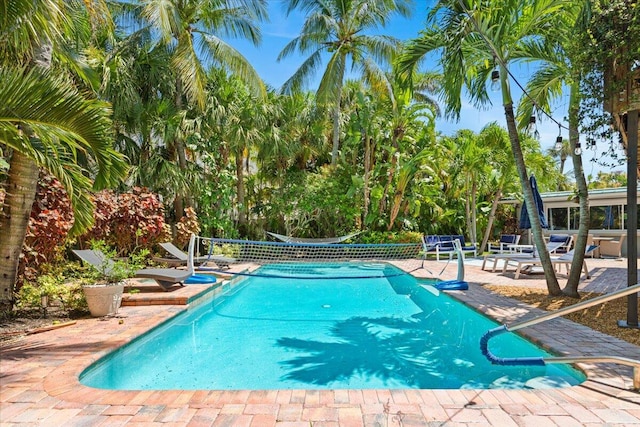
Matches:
[1,258,639,426]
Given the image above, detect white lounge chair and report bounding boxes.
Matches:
[507,245,599,279]
[481,240,568,273]
[487,234,521,253]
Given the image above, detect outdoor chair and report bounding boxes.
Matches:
[547,234,573,253]
[423,235,477,261]
[73,249,193,292]
[598,234,626,258]
[506,245,598,279]
[157,241,234,269]
[482,239,571,272]
[488,234,521,253]
[73,235,204,291]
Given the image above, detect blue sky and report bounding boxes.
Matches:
[230,1,625,178]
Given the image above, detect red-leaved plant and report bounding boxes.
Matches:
[19,173,75,284]
[81,188,170,255]
[175,207,201,249]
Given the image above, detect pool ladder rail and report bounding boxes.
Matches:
[480,283,640,390]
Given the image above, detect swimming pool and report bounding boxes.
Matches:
[80,262,585,390]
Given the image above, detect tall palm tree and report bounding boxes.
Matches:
[278,0,412,166]
[449,129,491,245]
[377,71,438,226]
[475,123,516,253]
[399,0,571,296]
[0,0,127,314]
[546,141,572,180]
[516,2,591,297]
[119,0,268,218]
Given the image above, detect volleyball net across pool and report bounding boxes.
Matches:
[189,235,428,279]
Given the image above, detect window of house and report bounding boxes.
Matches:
[590,205,623,229]
[549,207,568,230]
[623,205,640,229]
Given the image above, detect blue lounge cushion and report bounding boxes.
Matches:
[500,234,518,244]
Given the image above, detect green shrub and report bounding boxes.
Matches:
[358,231,423,244]
[15,275,86,313]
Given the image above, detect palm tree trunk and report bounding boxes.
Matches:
[480,187,503,253]
[0,152,40,315]
[235,151,246,227]
[465,177,472,243]
[379,132,401,215]
[173,77,190,220]
[330,84,343,166]
[0,42,51,315]
[503,102,562,295]
[563,81,589,298]
[471,179,478,245]
[363,134,371,227]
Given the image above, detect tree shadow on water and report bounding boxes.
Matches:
[276,314,462,388]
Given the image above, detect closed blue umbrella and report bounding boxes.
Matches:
[519,175,548,229]
[603,205,614,229]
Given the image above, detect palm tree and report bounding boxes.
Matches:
[475,123,516,253]
[546,141,572,179]
[516,3,591,298]
[447,129,490,245]
[119,0,268,218]
[399,0,571,296]
[0,0,127,314]
[278,0,412,166]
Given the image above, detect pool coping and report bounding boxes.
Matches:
[40,285,640,403]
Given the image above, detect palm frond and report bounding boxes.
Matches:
[316,51,346,104]
[201,33,265,98]
[0,66,127,196]
[142,0,179,44]
[280,50,324,94]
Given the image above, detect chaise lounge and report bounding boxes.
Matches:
[506,245,599,279]
[481,237,571,273]
[73,238,197,291]
[157,241,235,269]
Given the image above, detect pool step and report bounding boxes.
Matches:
[121,280,218,306]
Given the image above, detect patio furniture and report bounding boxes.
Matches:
[481,239,572,273]
[547,233,573,253]
[487,234,521,253]
[73,235,204,291]
[597,234,626,258]
[158,241,234,269]
[423,234,477,260]
[506,245,598,279]
[73,249,192,291]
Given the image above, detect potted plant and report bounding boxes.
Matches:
[80,241,147,317]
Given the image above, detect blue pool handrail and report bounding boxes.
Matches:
[480,283,640,389]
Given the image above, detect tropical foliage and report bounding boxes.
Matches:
[0,0,635,314]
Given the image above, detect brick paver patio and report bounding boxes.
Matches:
[1,257,638,426]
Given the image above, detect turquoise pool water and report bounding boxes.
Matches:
[80,263,585,390]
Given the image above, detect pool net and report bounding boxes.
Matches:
[192,235,426,279]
